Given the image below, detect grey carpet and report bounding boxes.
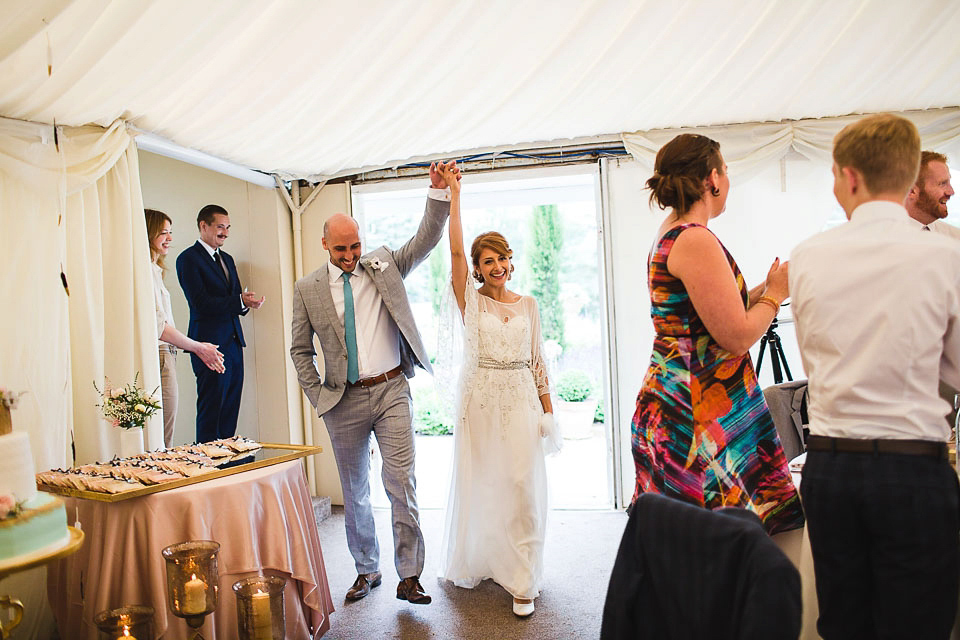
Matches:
[316,507,629,639]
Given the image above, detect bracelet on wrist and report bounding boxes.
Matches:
[756,295,781,313]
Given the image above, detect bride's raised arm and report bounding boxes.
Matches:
[437,161,467,317]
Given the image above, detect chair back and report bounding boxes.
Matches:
[763,380,809,461]
[601,494,801,640]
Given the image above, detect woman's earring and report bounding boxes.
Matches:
[711,186,721,197]
[473,270,483,283]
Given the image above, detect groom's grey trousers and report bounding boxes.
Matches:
[322,374,425,578]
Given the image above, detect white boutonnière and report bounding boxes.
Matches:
[364,257,390,272]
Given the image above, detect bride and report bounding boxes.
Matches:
[435,162,560,617]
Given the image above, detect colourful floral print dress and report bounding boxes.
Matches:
[631,224,804,534]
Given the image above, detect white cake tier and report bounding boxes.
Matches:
[0,432,37,503]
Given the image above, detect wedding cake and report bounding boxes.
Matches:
[0,431,69,562]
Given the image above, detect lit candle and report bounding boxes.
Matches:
[121,625,137,640]
[183,573,208,615]
[252,588,272,640]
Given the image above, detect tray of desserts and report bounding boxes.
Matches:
[35,436,323,502]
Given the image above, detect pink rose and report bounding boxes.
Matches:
[0,494,15,519]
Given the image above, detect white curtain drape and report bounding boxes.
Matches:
[0,116,162,472]
[622,107,960,183]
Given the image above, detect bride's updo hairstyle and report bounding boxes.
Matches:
[470,231,515,283]
[646,134,724,215]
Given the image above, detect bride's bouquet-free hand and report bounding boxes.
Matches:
[94,373,161,430]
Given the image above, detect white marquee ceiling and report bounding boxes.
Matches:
[2,0,959,180]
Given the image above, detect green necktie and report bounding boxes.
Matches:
[342,272,359,383]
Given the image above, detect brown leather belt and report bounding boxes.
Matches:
[347,365,403,389]
[807,435,947,460]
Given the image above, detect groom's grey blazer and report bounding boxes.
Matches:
[290,197,449,415]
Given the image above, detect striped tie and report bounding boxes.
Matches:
[342,272,359,384]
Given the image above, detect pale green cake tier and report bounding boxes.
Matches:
[0,491,69,561]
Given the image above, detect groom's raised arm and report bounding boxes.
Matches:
[392,161,459,276]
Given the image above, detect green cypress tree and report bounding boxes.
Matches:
[428,244,448,317]
[528,204,565,348]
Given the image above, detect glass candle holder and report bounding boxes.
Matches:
[94,605,155,640]
[161,540,220,632]
[233,575,286,640]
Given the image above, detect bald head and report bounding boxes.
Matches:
[321,213,362,272]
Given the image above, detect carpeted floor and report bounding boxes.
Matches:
[316,506,629,639]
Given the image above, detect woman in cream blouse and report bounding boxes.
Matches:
[145,209,224,447]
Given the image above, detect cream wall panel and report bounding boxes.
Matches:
[137,150,293,447]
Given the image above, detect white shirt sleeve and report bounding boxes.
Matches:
[427,187,452,202]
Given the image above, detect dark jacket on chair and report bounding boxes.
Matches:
[601,493,801,640]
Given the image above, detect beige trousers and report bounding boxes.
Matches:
[159,345,178,448]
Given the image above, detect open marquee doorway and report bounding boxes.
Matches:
[352,164,615,510]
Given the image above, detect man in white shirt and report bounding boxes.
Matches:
[290,162,456,605]
[905,150,957,237]
[791,114,960,640]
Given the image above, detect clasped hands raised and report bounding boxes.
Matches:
[430,160,462,191]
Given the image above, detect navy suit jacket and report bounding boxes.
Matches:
[601,494,801,640]
[176,241,248,349]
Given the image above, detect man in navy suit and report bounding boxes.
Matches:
[176,204,265,443]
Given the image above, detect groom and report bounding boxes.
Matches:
[290,162,457,604]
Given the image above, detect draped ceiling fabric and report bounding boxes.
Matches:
[622,107,960,183]
[0,117,163,471]
[0,0,959,181]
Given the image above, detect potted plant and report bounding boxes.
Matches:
[555,370,596,440]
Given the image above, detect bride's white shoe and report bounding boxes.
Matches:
[513,598,535,617]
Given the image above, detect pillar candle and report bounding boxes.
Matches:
[252,589,272,640]
[183,574,207,615]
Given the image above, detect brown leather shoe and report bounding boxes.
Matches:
[346,571,382,600]
[396,576,432,604]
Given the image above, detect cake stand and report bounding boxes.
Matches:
[0,526,84,639]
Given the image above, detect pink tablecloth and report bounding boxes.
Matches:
[48,460,335,639]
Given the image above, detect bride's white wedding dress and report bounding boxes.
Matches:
[437,273,556,599]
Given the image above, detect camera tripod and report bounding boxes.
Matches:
[755,314,793,385]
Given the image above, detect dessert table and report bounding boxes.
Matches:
[47,460,335,639]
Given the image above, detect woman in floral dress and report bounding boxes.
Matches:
[631,134,804,534]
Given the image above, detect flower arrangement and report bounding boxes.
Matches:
[0,493,22,520]
[94,374,161,430]
[0,388,26,410]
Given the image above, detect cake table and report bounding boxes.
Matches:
[0,526,83,639]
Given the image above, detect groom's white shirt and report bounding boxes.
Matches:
[327,261,400,379]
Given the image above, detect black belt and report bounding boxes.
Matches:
[347,365,403,389]
[807,435,947,460]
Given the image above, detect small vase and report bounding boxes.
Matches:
[0,405,11,436]
[118,427,144,458]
